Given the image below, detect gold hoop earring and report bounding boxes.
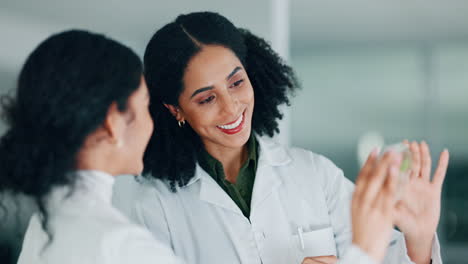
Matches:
[178,120,186,128]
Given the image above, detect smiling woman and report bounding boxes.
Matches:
[142,12,298,189]
[165,45,254,164]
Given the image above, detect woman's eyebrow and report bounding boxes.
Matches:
[190,86,214,99]
[190,66,242,99]
[226,66,242,81]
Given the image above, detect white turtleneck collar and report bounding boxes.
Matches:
[48,170,116,211]
[73,170,115,203]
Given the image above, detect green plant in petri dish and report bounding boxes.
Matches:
[380,143,412,200]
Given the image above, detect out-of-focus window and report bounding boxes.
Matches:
[290,43,468,263]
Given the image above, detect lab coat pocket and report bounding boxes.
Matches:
[292,226,337,262]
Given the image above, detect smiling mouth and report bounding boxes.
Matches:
[216,111,245,134]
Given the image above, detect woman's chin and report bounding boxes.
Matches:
[221,126,251,148]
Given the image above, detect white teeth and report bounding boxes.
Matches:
[217,114,243,130]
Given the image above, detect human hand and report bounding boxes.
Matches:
[395,141,449,264]
[351,149,401,263]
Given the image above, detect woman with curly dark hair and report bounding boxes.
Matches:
[0,30,183,264]
[119,11,449,264]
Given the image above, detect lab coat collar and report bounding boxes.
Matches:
[184,166,203,187]
[197,166,244,215]
[183,135,292,189]
[250,136,290,211]
[256,135,292,167]
[183,136,292,216]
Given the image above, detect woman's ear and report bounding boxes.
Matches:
[103,102,126,147]
[163,103,184,121]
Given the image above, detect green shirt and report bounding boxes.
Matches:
[198,136,258,218]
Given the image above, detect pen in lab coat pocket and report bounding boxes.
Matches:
[298,226,305,250]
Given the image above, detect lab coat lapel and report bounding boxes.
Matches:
[250,165,281,211]
[250,136,291,211]
[197,165,244,215]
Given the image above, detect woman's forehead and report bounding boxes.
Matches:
[183,46,242,85]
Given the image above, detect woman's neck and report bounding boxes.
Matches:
[204,142,248,184]
[75,145,119,177]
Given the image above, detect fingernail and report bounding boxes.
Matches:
[373,147,380,156]
[371,148,379,157]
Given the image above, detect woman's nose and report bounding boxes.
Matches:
[221,93,239,116]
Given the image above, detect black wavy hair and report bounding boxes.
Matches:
[0,30,142,238]
[143,11,299,190]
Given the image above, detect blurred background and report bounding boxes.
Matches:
[0,0,467,263]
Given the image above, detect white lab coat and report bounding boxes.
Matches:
[114,136,442,264]
[17,170,183,264]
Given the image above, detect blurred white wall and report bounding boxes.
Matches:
[0,0,284,137]
[290,44,468,175]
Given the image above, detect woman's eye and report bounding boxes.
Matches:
[230,79,244,88]
[200,95,215,105]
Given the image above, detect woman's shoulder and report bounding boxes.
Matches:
[256,137,352,200]
[101,224,182,264]
[256,135,341,173]
[85,218,180,264]
[113,174,173,203]
[114,174,191,212]
[19,208,160,263]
